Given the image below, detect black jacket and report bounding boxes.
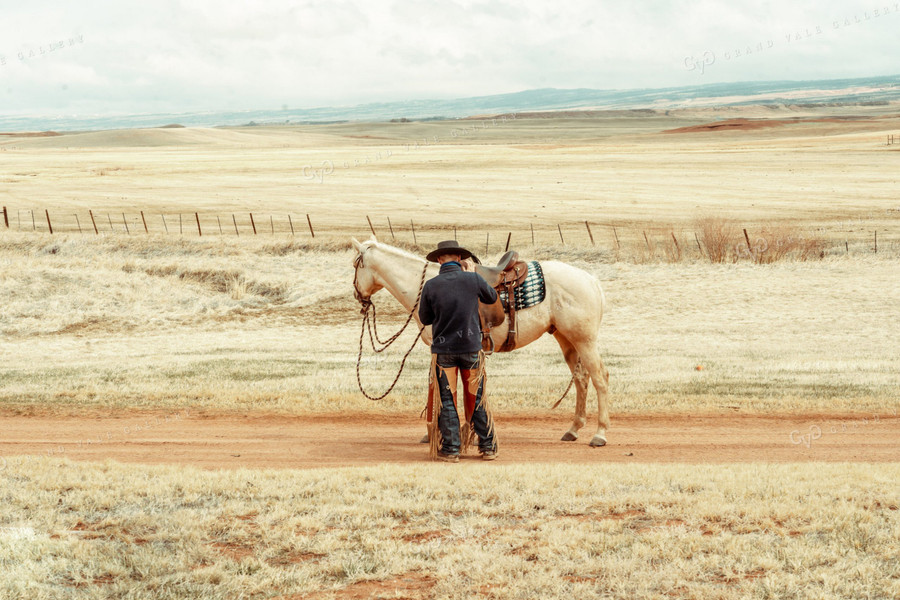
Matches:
[418,262,498,354]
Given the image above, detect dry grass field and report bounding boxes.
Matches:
[2,104,899,240]
[1,235,897,416]
[1,106,899,599]
[1,459,898,600]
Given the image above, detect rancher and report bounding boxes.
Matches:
[419,240,499,462]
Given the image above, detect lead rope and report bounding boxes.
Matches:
[550,358,580,410]
[355,263,429,401]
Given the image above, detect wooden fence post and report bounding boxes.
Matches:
[530,223,535,245]
[179,214,183,235]
[874,230,877,253]
[410,220,416,245]
[366,215,376,237]
[74,214,82,234]
[2,206,8,228]
[485,232,490,255]
[307,214,315,238]
[232,214,239,236]
[122,213,130,235]
[270,215,274,235]
[107,214,114,232]
[249,213,257,235]
[613,226,620,250]
[643,231,651,253]
[45,210,53,234]
[141,211,148,234]
[585,221,594,245]
[288,214,295,236]
[557,224,565,245]
[31,210,36,231]
[743,228,752,256]
[505,232,511,252]
[89,210,99,235]
[387,217,395,240]
[196,212,202,237]
[671,232,681,257]
[694,232,702,254]
[161,214,168,234]
[217,216,223,234]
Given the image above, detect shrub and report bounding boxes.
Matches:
[696,217,736,263]
[751,225,827,263]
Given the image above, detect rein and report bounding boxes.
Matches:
[354,254,429,401]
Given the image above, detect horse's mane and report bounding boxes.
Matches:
[369,240,427,264]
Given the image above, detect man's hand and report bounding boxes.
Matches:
[460,258,476,272]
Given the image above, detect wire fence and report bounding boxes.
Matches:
[0,207,316,238]
[1,206,897,262]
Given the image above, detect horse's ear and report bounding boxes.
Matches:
[368,234,377,242]
[351,238,364,252]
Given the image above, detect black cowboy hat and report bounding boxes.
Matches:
[425,240,481,264]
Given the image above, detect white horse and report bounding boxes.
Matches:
[351,238,611,446]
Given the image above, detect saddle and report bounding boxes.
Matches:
[475,251,529,353]
[475,251,529,289]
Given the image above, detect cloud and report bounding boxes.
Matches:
[1,0,899,118]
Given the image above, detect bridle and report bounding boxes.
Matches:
[352,250,372,313]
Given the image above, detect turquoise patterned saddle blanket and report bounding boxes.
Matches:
[498,260,546,311]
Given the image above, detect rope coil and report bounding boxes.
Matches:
[355,262,428,401]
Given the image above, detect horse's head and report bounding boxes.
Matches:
[351,237,384,304]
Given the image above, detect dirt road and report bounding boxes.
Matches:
[1,410,897,469]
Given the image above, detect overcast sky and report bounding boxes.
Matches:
[1,0,898,116]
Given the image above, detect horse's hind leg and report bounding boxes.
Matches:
[554,332,589,442]
[574,341,610,447]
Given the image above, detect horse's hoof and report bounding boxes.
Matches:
[561,431,578,442]
[589,436,607,447]
[419,434,430,444]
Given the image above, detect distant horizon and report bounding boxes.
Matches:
[1,72,898,133]
[4,71,900,121]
